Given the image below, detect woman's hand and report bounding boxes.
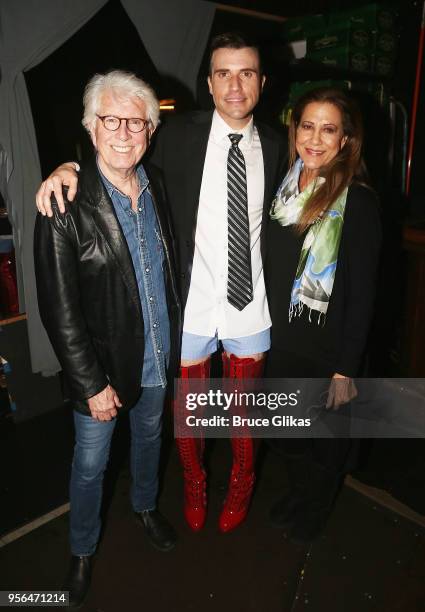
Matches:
[326,373,357,410]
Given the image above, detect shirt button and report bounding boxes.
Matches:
[149,296,153,301]
[146,268,150,273]
[141,239,145,243]
[138,207,142,212]
[157,349,161,353]
[153,323,158,328]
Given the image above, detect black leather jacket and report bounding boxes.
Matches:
[34,156,181,415]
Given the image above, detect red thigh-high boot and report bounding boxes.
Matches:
[174,360,210,531]
[219,353,265,533]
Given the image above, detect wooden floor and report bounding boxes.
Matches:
[1,416,425,611]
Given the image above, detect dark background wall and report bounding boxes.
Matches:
[25,0,424,215]
[22,0,425,381]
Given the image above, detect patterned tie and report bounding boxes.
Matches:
[227,133,253,311]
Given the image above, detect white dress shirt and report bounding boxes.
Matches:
[183,110,271,339]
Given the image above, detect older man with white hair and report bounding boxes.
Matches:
[34,70,181,608]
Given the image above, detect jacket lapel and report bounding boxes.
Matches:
[257,123,281,262]
[80,160,142,317]
[257,124,280,209]
[184,112,213,236]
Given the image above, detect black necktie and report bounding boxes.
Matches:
[227,133,253,311]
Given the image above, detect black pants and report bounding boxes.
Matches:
[265,347,353,471]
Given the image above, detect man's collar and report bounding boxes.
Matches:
[96,156,149,198]
[211,110,254,147]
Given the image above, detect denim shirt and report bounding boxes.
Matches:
[98,162,170,387]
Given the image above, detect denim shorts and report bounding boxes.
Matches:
[181,328,271,360]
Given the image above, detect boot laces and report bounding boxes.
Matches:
[224,472,255,513]
[185,477,206,508]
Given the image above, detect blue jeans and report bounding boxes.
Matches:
[69,386,166,556]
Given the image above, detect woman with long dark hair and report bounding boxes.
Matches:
[265,88,381,544]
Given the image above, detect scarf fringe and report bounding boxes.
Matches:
[289,301,327,326]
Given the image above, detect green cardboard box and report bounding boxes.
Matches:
[307,46,372,73]
[281,79,351,126]
[288,79,351,102]
[282,14,326,42]
[308,24,374,54]
[373,53,396,76]
[328,4,398,31]
[375,30,398,55]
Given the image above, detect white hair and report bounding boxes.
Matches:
[82,70,160,133]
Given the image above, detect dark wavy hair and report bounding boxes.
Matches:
[288,87,369,232]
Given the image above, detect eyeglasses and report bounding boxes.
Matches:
[96,115,150,133]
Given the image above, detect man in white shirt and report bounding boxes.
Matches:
[36,32,286,534]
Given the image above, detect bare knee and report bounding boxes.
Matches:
[224,352,265,362]
[181,357,210,367]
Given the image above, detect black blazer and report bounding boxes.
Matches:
[265,184,382,377]
[149,110,287,308]
[34,156,181,415]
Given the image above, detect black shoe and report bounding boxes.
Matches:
[288,463,342,545]
[269,452,313,530]
[62,555,92,609]
[288,508,329,545]
[288,491,342,544]
[135,509,177,552]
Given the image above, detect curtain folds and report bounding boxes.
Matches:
[0,0,215,375]
[121,0,215,97]
[0,0,109,374]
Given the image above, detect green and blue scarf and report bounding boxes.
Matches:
[270,158,348,322]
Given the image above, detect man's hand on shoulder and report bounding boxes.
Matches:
[87,384,123,421]
[36,162,79,217]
